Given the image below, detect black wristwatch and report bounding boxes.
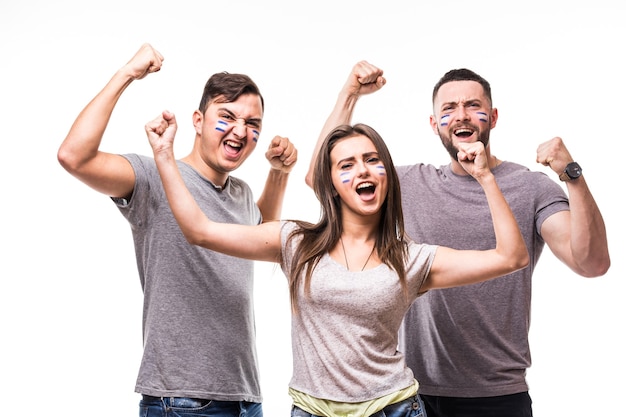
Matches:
[559,162,582,182]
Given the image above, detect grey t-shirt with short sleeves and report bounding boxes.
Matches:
[397,161,569,397]
[114,154,262,402]
[280,221,437,403]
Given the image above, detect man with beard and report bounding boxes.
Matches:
[305,62,610,417]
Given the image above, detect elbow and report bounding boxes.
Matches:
[57,140,86,174]
[304,172,314,189]
[57,144,75,173]
[567,244,612,278]
[183,232,205,247]
[510,248,530,272]
[595,257,611,277]
[579,255,611,278]
[177,217,215,250]
[517,252,531,271]
[182,227,213,250]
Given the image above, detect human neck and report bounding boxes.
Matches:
[181,154,229,187]
[340,235,376,272]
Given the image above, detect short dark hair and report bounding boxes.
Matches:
[198,72,264,114]
[432,68,492,106]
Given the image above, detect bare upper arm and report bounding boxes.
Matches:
[58,150,136,199]
[423,246,491,291]
[539,210,573,265]
[424,243,530,291]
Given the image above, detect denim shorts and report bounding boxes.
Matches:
[291,394,425,417]
[139,395,263,417]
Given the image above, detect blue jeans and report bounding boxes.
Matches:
[291,394,426,417]
[139,395,263,417]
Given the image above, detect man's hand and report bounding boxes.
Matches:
[536,136,574,175]
[145,110,178,156]
[457,142,491,180]
[265,135,297,174]
[124,43,165,81]
[342,60,386,98]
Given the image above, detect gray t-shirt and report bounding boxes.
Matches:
[280,221,437,402]
[397,161,569,397]
[114,154,262,402]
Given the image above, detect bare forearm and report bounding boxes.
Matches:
[154,151,211,244]
[566,176,610,276]
[60,69,135,167]
[480,175,530,270]
[257,169,291,221]
[57,68,140,197]
[305,91,359,187]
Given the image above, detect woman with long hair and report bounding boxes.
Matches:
[144,110,529,417]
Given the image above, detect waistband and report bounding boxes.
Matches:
[142,395,211,407]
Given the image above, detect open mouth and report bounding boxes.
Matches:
[453,127,474,139]
[224,139,243,155]
[356,182,376,196]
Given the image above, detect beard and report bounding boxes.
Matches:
[438,123,491,161]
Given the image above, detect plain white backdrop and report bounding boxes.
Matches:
[1,1,624,416]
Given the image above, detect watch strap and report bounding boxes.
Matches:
[559,162,582,182]
[559,171,572,181]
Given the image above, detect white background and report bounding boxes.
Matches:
[1,1,624,416]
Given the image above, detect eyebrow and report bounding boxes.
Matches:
[218,107,262,124]
[441,99,482,108]
[336,152,379,166]
[336,156,356,166]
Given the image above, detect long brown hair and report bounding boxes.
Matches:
[287,124,409,312]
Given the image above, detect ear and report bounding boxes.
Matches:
[429,114,440,135]
[490,107,498,129]
[192,110,203,135]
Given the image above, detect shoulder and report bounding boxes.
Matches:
[227,175,254,194]
[280,220,303,245]
[118,154,159,187]
[407,240,438,256]
[280,220,298,235]
[121,153,152,169]
[396,162,441,174]
[396,163,445,182]
[498,161,563,189]
[405,241,439,289]
[228,174,248,187]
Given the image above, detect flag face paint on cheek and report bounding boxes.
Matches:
[340,172,351,183]
[215,120,229,132]
[440,114,450,126]
[476,112,488,123]
[377,165,386,176]
[252,130,259,143]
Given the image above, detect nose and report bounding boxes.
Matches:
[356,160,370,178]
[455,106,471,121]
[232,118,248,138]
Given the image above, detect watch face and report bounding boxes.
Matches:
[566,162,582,178]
